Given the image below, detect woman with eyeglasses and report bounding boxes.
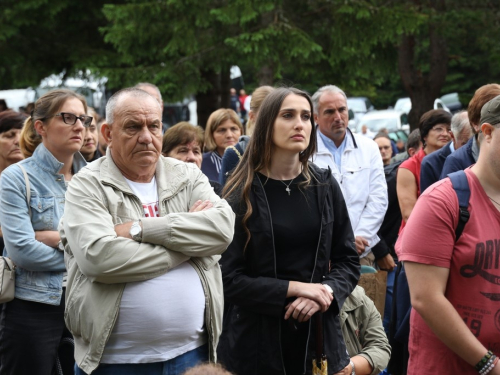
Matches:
[396,109,452,229]
[0,89,89,375]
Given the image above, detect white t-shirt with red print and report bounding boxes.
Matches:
[101,176,206,364]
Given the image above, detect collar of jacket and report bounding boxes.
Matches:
[315,126,358,155]
[32,143,87,175]
[341,285,364,313]
[99,149,190,199]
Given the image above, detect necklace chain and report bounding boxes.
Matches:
[280,178,295,196]
[488,195,500,206]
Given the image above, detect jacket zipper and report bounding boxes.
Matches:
[191,258,213,359]
[257,177,287,375]
[302,188,328,374]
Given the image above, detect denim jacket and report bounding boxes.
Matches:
[0,143,86,305]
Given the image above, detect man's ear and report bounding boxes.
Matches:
[481,123,494,140]
[313,114,318,124]
[102,123,112,147]
[33,120,46,138]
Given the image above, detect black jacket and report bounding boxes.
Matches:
[218,164,360,375]
[420,141,452,193]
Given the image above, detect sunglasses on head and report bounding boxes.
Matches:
[42,112,93,127]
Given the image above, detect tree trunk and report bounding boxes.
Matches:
[196,69,221,129]
[257,65,274,86]
[398,1,448,131]
[220,66,231,108]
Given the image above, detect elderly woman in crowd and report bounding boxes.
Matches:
[0,89,89,374]
[0,110,26,251]
[0,110,25,174]
[162,121,222,195]
[397,109,451,227]
[201,108,243,181]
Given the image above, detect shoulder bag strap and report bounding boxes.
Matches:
[18,164,32,219]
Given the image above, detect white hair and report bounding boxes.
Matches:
[311,85,347,115]
[105,87,160,124]
[451,111,470,139]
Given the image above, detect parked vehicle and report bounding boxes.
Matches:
[440,92,463,113]
[394,97,451,114]
[347,97,374,131]
[357,110,409,134]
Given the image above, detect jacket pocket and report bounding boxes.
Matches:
[29,195,55,230]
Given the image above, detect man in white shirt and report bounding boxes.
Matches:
[60,87,235,374]
[311,85,388,267]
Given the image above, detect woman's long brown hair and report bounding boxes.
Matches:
[222,87,317,250]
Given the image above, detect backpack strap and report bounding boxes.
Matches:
[448,170,470,241]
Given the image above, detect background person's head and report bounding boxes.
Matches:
[406,128,422,157]
[419,109,452,153]
[449,111,472,149]
[204,109,243,156]
[103,87,163,182]
[29,89,89,161]
[0,110,26,173]
[246,85,274,137]
[468,83,500,134]
[80,107,100,161]
[373,133,392,165]
[162,122,204,168]
[312,85,348,146]
[134,82,163,110]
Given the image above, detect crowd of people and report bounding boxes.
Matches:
[0,81,498,375]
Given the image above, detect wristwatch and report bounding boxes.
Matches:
[129,220,143,242]
[323,283,334,297]
[350,360,356,375]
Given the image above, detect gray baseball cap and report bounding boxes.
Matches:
[480,94,500,125]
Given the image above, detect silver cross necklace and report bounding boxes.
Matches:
[280,178,295,196]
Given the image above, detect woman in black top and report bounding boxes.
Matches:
[218,87,360,375]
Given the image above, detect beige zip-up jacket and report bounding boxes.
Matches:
[59,153,235,374]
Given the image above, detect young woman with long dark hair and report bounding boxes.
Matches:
[218,87,360,375]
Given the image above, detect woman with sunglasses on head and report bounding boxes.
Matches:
[0,89,89,375]
[218,87,360,375]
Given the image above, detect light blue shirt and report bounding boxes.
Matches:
[318,130,347,172]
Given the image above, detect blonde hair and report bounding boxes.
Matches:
[19,117,41,158]
[246,86,274,137]
[20,89,88,158]
[204,108,243,152]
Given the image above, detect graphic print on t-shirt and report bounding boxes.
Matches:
[142,201,159,218]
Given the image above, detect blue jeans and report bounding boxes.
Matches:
[75,344,208,375]
[383,265,396,335]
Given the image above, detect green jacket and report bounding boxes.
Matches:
[60,153,235,374]
[340,286,391,375]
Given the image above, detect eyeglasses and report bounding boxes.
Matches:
[430,125,450,134]
[42,113,93,127]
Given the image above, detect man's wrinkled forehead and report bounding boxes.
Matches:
[115,95,162,119]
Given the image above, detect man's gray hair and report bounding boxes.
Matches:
[451,111,470,139]
[105,87,160,124]
[134,82,162,102]
[311,85,347,115]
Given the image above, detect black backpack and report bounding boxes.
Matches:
[387,170,470,374]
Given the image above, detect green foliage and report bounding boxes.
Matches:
[2,0,500,114]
